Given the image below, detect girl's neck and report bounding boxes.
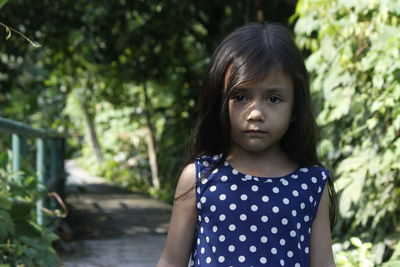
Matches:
[226,146,298,178]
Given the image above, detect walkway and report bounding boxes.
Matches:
[60,160,172,267]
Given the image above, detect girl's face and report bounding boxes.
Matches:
[228,67,294,156]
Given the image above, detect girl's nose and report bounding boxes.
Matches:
[246,103,264,122]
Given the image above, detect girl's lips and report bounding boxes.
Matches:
[244,130,267,134]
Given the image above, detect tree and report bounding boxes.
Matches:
[293,0,400,263]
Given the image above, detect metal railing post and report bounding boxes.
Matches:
[36,138,46,226]
[12,134,21,180]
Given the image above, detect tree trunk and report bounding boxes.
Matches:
[76,91,103,165]
[142,83,160,190]
[254,0,265,22]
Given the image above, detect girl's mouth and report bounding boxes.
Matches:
[243,129,267,134]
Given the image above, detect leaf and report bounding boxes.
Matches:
[0,210,15,239]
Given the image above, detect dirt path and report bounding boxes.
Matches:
[60,160,171,267]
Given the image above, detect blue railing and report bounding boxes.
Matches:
[0,117,66,225]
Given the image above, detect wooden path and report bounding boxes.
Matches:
[60,160,171,267]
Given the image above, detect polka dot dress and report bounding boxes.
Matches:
[188,155,329,267]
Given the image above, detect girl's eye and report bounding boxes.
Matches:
[267,96,281,103]
[233,94,247,102]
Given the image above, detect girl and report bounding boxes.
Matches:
[157,22,336,267]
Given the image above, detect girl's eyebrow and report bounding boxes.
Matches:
[262,87,290,93]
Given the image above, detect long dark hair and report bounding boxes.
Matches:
[186,22,337,227]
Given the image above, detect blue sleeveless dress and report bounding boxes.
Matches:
[189,154,330,267]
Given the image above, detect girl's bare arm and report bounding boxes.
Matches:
[156,163,197,267]
[310,185,336,267]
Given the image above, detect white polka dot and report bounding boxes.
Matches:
[301,235,305,241]
[292,210,297,216]
[221,175,228,182]
[210,185,217,192]
[230,184,237,191]
[245,174,252,180]
[271,247,277,254]
[311,177,317,183]
[261,215,268,222]
[197,202,201,209]
[238,256,246,262]
[281,179,289,185]
[197,238,200,245]
[305,247,309,254]
[213,226,218,232]
[283,198,289,204]
[218,256,225,263]
[229,203,237,210]
[219,235,225,242]
[260,257,267,264]
[251,205,258,211]
[298,242,301,249]
[228,245,235,252]
[252,185,259,192]
[291,174,298,179]
[232,169,238,175]
[241,194,248,201]
[281,218,288,225]
[271,227,278,234]
[300,167,308,172]
[249,246,257,252]
[239,235,246,241]
[292,190,299,197]
[280,259,285,266]
[204,216,209,223]
[219,194,227,201]
[290,230,296,237]
[262,196,269,202]
[273,187,279,193]
[203,161,209,167]
[309,196,314,202]
[318,186,322,193]
[260,236,268,243]
[240,214,247,221]
[272,206,279,213]
[287,251,293,257]
[297,222,301,229]
[229,224,236,231]
[224,161,228,166]
[219,214,226,221]
[300,203,305,209]
[280,239,286,246]
[302,183,308,190]
[212,168,218,174]
[206,257,211,263]
[295,263,300,267]
[200,178,207,185]
[304,215,310,222]
[250,225,257,232]
[210,205,216,212]
[201,247,205,254]
[206,236,210,243]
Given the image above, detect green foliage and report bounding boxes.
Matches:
[294,0,400,264]
[335,237,374,266]
[0,150,59,266]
